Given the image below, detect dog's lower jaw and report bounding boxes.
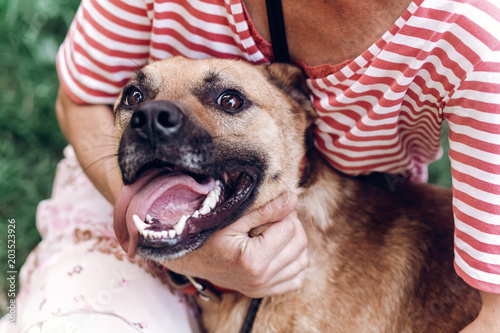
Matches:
[136,238,204,261]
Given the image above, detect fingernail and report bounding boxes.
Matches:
[276,191,291,209]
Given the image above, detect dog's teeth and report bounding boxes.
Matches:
[199,195,211,214]
[161,230,169,238]
[199,185,222,215]
[201,194,212,210]
[168,230,176,238]
[193,210,200,218]
[208,192,217,209]
[199,205,210,215]
[214,180,221,193]
[133,214,147,233]
[146,214,153,223]
[174,215,188,234]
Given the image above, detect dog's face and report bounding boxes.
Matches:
[113,57,315,261]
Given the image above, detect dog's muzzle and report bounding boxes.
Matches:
[114,99,262,260]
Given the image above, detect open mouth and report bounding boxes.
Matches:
[119,161,259,259]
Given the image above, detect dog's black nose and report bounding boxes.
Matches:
[130,100,184,143]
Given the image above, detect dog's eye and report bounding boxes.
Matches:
[217,91,243,112]
[125,87,144,106]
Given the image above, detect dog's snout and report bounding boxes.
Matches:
[130,100,184,143]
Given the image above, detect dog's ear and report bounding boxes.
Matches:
[263,63,318,187]
[263,63,318,123]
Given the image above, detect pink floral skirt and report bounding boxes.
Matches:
[0,147,200,333]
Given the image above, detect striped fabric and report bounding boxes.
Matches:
[56,0,500,292]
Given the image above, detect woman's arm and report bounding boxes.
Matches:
[56,87,123,204]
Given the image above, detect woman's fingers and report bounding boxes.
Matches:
[164,192,310,298]
[233,208,310,297]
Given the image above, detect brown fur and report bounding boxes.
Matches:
[114,57,481,332]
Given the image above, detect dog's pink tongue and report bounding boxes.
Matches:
[113,170,215,257]
[128,182,209,228]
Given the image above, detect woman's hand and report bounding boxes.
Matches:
[164,192,310,298]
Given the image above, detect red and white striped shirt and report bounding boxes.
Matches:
[57,0,500,292]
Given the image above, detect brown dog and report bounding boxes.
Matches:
[113,57,481,332]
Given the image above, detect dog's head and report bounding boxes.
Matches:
[113,57,316,261]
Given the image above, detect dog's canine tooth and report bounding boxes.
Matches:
[174,215,188,234]
[133,214,147,234]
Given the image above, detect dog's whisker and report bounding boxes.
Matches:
[80,153,119,174]
[127,58,142,68]
[213,62,235,77]
[87,143,116,149]
[276,175,291,193]
[102,164,120,177]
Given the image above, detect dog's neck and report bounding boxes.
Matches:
[296,150,346,232]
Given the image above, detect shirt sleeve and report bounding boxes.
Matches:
[56,0,152,105]
[444,46,500,293]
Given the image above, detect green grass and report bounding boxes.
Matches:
[0,0,80,313]
[428,123,452,188]
[0,0,452,315]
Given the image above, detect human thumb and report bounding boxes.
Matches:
[226,192,297,234]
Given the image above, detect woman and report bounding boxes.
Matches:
[7,0,500,331]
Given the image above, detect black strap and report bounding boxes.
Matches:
[238,298,263,333]
[265,0,290,63]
